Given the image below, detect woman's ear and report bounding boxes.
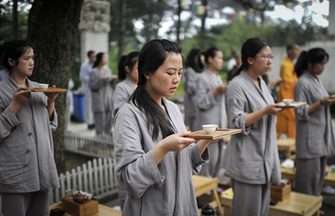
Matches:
[247,57,254,66]
[7,58,15,67]
[144,72,151,80]
[125,66,130,74]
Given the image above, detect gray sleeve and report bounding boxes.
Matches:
[189,144,209,173]
[226,84,251,135]
[194,77,216,110]
[113,85,127,116]
[80,64,90,83]
[114,110,164,199]
[184,70,198,96]
[294,84,310,120]
[0,107,22,141]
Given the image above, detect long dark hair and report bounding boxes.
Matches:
[130,39,181,140]
[186,48,204,73]
[93,52,104,68]
[235,37,271,77]
[0,40,32,72]
[118,51,139,81]
[294,48,329,77]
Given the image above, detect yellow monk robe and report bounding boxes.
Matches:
[277,58,297,138]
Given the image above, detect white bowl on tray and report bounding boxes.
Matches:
[37,83,49,88]
[282,99,294,106]
[202,124,218,134]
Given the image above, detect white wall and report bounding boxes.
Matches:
[269,41,335,93]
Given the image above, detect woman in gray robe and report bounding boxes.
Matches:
[0,40,59,216]
[89,52,114,136]
[223,38,281,216]
[183,48,204,130]
[114,39,214,216]
[294,48,335,195]
[193,47,227,177]
[113,51,139,116]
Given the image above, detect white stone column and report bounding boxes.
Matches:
[328,0,335,35]
[79,0,110,63]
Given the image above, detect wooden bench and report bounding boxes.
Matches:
[281,167,335,187]
[192,175,223,216]
[277,138,296,159]
[221,188,322,216]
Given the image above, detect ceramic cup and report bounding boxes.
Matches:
[202,124,218,134]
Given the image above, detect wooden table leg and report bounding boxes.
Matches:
[211,189,223,216]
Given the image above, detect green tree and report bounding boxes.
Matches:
[0,0,31,41]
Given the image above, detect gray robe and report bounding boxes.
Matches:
[114,98,208,216]
[183,67,201,130]
[89,66,114,135]
[0,77,59,193]
[112,79,136,116]
[193,70,227,177]
[193,70,227,130]
[89,66,114,113]
[294,72,335,159]
[294,72,334,195]
[223,72,281,185]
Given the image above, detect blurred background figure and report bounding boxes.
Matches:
[113,51,139,116]
[193,47,227,177]
[227,49,241,82]
[89,52,114,137]
[277,44,300,139]
[183,48,204,130]
[80,50,96,130]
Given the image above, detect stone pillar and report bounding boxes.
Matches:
[79,0,110,63]
[329,0,335,35]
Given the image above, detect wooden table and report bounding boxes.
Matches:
[281,167,335,187]
[49,202,122,216]
[192,175,223,216]
[221,188,322,216]
[277,138,296,159]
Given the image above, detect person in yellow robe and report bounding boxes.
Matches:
[277,44,300,138]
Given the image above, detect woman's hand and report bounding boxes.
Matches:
[212,84,226,96]
[245,104,281,126]
[321,96,335,106]
[151,132,195,164]
[157,132,196,153]
[8,88,31,114]
[264,104,282,115]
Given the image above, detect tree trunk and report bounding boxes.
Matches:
[176,0,182,45]
[12,0,18,39]
[117,0,126,59]
[200,0,207,34]
[27,0,83,174]
[199,0,208,48]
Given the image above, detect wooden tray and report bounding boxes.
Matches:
[30,87,67,93]
[185,128,242,140]
[274,101,306,108]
